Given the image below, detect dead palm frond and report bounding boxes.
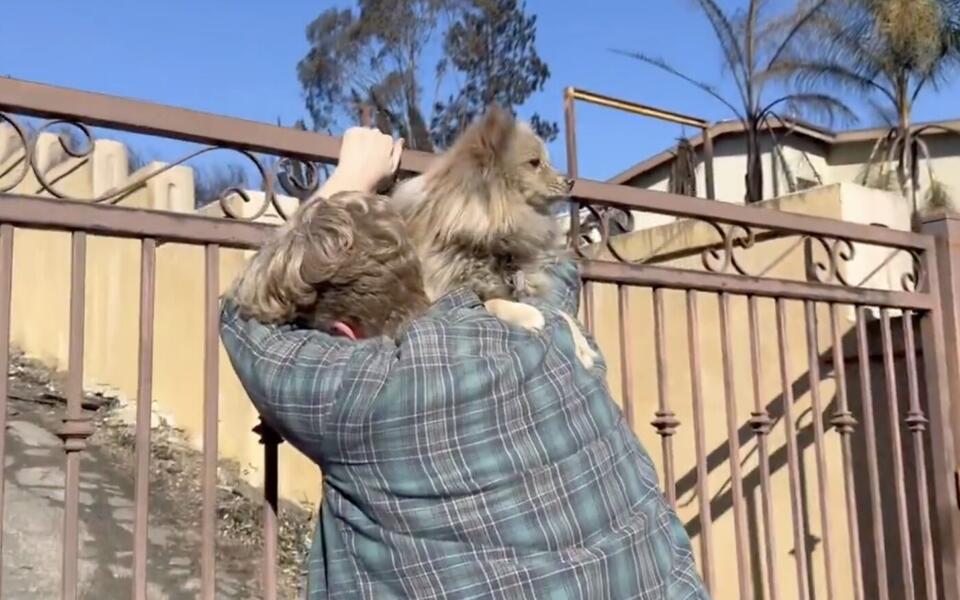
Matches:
[925,178,954,212]
[669,137,699,197]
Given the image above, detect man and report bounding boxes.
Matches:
[220,128,708,599]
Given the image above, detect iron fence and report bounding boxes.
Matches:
[0,77,958,600]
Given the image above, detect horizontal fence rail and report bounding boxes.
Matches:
[0,77,435,173]
[1,77,958,600]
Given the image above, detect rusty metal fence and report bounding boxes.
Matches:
[0,77,959,600]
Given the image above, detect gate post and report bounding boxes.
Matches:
[921,212,960,439]
[921,210,960,598]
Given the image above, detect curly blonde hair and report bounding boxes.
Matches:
[228,191,429,337]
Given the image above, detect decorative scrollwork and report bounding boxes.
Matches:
[0,112,29,193]
[0,111,329,222]
[571,202,614,260]
[568,199,928,294]
[569,204,645,263]
[808,235,855,287]
[900,250,926,292]
[700,222,756,275]
[276,157,322,201]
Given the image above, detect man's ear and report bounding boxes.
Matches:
[328,320,359,341]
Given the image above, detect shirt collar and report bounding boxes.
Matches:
[429,287,483,315]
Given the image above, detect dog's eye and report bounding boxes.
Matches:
[528,158,542,169]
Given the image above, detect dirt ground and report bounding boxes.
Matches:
[3,352,315,599]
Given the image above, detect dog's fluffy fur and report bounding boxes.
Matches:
[229,191,429,338]
[392,106,573,303]
[392,107,597,368]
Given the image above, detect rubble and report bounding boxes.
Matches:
[7,350,315,598]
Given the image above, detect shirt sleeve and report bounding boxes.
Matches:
[219,299,376,455]
[522,258,582,316]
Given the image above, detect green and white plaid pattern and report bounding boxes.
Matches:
[220,261,708,599]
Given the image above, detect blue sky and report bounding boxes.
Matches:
[3,1,960,181]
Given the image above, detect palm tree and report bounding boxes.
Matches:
[784,0,960,210]
[614,0,855,204]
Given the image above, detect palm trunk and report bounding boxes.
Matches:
[896,74,912,198]
[745,122,764,204]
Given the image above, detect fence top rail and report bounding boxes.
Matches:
[0,193,271,249]
[565,87,710,129]
[0,194,934,307]
[0,77,435,173]
[581,260,934,310]
[0,77,933,252]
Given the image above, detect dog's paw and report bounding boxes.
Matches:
[557,311,599,369]
[484,299,546,331]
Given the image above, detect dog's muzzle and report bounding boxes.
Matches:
[562,177,574,194]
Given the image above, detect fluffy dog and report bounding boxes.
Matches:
[391,107,597,367]
[392,107,570,302]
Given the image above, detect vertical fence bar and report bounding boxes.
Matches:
[686,290,715,593]
[0,224,13,597]
[255,421,281,600]
[60,231,94,600]
[902,311,937,600]
[718,292,751,598]
[202,243,220,600]
[854,306,889,600]
[652,288,679,507]
[803,301,836,600]
[582,283,595,334]
[829,303,864,600]
[133,238,157,600]
[879,308,916,599]
[617,285,634,427]
[747,296,780,600]
[564,86,579,250]
[775,298,811,600]
[563,88,578,183]
[563,87,595,335]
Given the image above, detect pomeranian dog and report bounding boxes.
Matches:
[391,107,598,367]
[392,106,570,302]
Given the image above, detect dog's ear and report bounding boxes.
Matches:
[459,106,515,169]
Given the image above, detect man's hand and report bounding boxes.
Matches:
[316,128,404,198]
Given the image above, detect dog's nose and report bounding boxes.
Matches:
[564,177,574,193]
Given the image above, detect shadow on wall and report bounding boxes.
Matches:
[671,314,938,600]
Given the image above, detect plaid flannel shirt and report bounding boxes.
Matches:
[220,260,708,599]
